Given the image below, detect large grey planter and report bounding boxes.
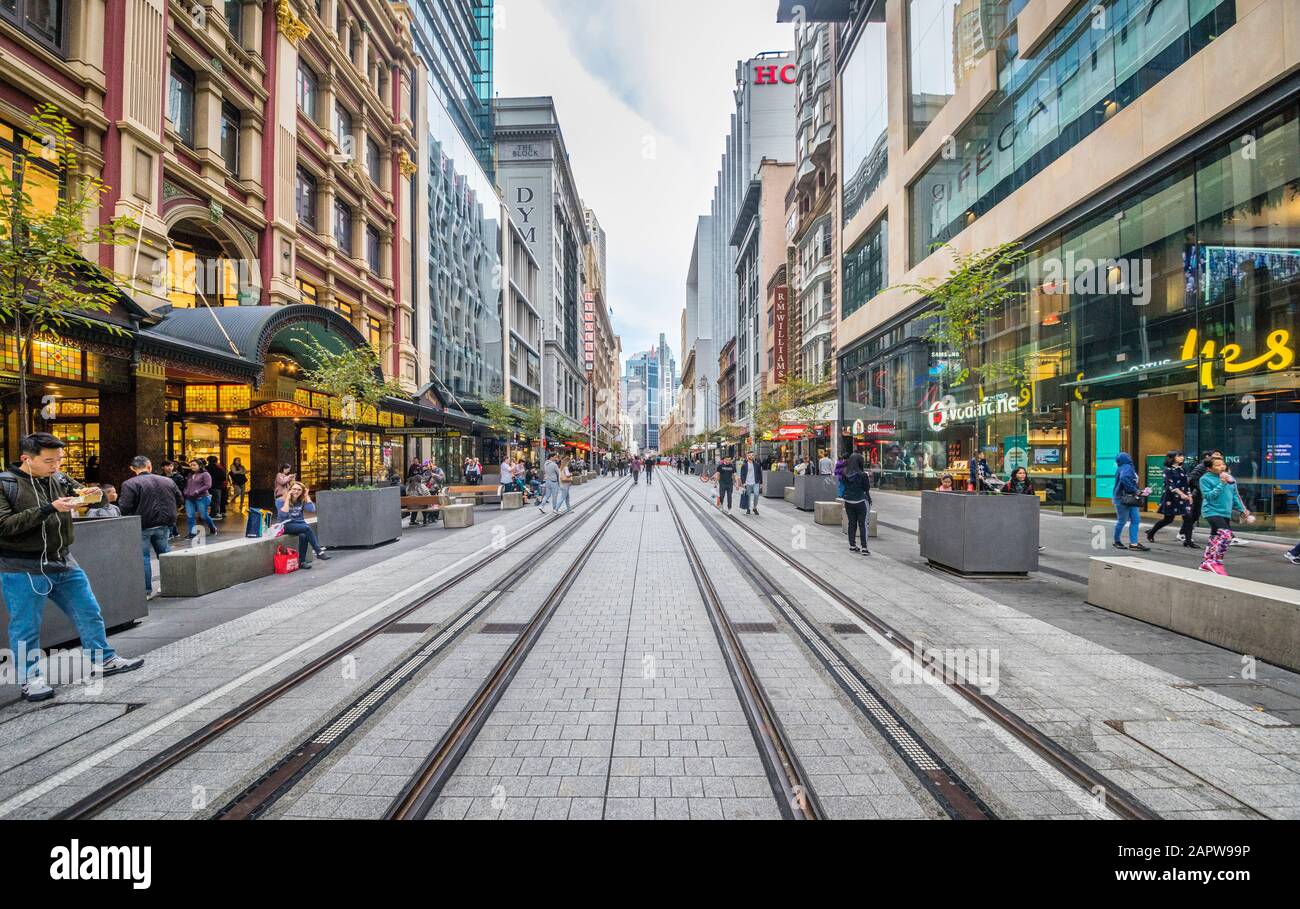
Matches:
[316,487,403,549]
[792,474,838,511]
[0,516,148,649]
[919,492,1039,576]
[762,470,795,499]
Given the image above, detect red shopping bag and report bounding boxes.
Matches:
[274,545,299,575]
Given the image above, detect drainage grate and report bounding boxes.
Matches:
[480,623,529,635]
[829,624,865,635]
[383,624,436,635]
[630,505,660,513]
[732,623,779,634]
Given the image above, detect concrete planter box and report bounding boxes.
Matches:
[763,470,795,499]
[316,487,402,549]
[0,516,149,648]
[920,492,1039,576]
[792,474,838,511]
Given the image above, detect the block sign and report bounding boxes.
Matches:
[755,63,797,85]
[773,285,789,384]
[583,291,596,374]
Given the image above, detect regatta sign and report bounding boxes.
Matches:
[927,394,1020,431]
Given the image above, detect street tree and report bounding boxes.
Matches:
[0,104,138,436]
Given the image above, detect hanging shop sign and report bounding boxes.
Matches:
[773,286,790,385]
[583,292,596,374]
[926,393,1020,432]
[1181,329,1294,390]
[247,401,321,419]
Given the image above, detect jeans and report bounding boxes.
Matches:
[2,567,115,684]
[541,480,559,508]
[284,521,322,561]
[231,484,247,512]
[1113,499,1141,544]
[745,483,761,511]
[185,496,217,536]
[1289,540,1300,558]
[718,484,733,509]
[556,484,572,512]
[845,501,869,548]
[140,526,171,594]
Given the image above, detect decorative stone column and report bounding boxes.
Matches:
[98,362,167,483]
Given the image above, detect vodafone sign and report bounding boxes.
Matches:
[754,63,797,85]
[926,394,1020,431]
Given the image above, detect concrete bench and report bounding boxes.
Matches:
[501,492,523,510]
[1088,557,1300,672]
[159,530,307,599]
[815,501,842,526]
[783,487,796,504]
[838,507,879,538]
[442,504,475,528]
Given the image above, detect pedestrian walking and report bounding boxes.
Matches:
[1284,539,1300,566]
[464,458,482,486]
[1147,452,1193,544]
[1182,450,1219,547]
[740,453,763,515]
[715,456,737,511]
[118,456,184,600]
[1199,456,1251,575]
[644,456,656,486]
[228,458,248,513]
[819,451,834,477]
[1111,452,1150,552]
[183,458,219,539]
[0,433,144,701]
[539,454,562,512]
[842,452,872,555]
[556,457,575,515]
[630,456,642,486]
[275,482,331,569]
[206,456,228,520]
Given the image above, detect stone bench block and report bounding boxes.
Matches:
[815,501,843,526]
[501,492,524,510]
[783,487,795,503]
[443,504,475,528]
[159,532,305,599]
[839,508,879,538]
[1088,557,1300,672]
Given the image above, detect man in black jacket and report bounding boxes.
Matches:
[740,453,763,515]
[119,456,185,599]
[0,433,144,702]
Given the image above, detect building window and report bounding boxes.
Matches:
[0,120,62,216]
[0,0,64,54]
[333,199,353,252]
[366,137,382,185]
[297,278,318,306]
[841,18,888,223]
[220,102,241,176]
[296,60,318,121]
[224,0,241,42]
[368,316,382,351]
[334,102,352,157]
[295,167,317,230]
[337,298,353,320]
[365,225,382,273]
[348,27,359,64]
[168,58,196,148]
[843,216,887,320]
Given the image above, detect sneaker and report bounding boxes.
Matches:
[146,591,159,601]
[850,546,861,553]
[300,561,313,570]
[21,677,54,702]
[1199,561,1228,576]
[315,552,332,561]
[97,656,144,677]
[1228,538,1248,547]
[1284,552,1300,565]
[1128,544,1151,552]
[1112,541,1127,550]
[861,549,872,556]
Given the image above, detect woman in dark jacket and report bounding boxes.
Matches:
[1002,467,1035,496]
[1148,451,1194,546]
[841,453,872,556]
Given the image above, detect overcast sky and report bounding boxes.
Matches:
[495,0,791,371]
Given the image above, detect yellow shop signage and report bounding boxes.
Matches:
[1180,329,1295,390]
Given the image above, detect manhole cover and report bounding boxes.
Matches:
[732,623,778,634]
[829,624,865,635]
[630,505,660,513]
[480,624,529,635]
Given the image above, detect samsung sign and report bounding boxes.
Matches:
[927,394,1020,431]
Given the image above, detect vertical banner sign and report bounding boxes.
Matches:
[583,292,596,374]
[774,286,789,385]
[1146,455,1167,504]
[1094,406,1121,498]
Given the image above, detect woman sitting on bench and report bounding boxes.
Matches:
[404,475,437,527]
[276,483,331,569]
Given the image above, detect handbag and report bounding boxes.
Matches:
[268,521,288,539]
[1119,493,1144,508]
[274,545,299,575]
[740,490,750,511]
[245,508,272,538]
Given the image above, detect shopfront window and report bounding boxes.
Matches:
[0,120,62,219]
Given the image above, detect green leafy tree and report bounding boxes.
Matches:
[755,372,835,443]
[295,336,409,487]
[0,104,138,436]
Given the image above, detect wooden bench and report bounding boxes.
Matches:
[401,496,442,525]
[445,485,501,505]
